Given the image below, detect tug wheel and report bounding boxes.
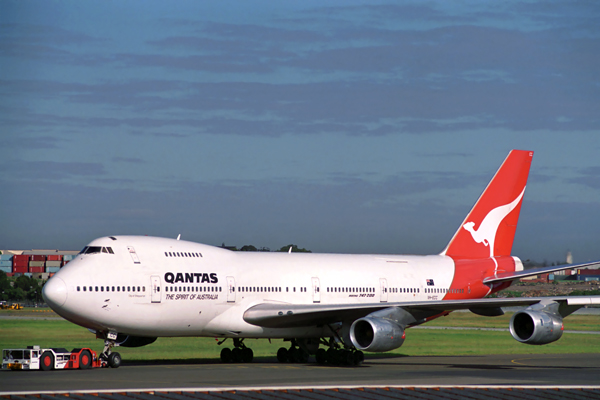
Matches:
[40,351,54,371]
[79,350,92,369]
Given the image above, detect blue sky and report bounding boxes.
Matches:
[1,0,599,262]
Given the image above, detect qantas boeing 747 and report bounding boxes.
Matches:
[42,150,600,367]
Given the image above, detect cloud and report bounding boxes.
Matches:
[2,169,598,261]
[1,134,63,149]
[572,166,600,190]
[0,160,106,181]
[112,157,145,164]
[0,23,107,66]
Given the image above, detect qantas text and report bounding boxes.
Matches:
[164,272,218,284]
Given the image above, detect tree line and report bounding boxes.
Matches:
[0,272,43,303]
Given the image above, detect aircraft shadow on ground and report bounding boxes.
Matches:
[122,356,371,368]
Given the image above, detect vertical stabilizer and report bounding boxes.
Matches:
[441,150,533,259]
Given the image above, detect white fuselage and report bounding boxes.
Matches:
[45,235,456,339]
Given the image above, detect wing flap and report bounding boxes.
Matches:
[567,297,600,306]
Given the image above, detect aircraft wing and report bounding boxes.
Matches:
[243,296,600,328]
[483,260,600,284]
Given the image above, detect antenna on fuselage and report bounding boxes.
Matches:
[177,234,181,241]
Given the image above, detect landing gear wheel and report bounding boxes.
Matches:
[353,350,364,365]
[342,350,354,365]
[231,347,242,363]
[40,351,54,371]
[79,349,92,369]
[298,349,309,363]
[276,347,288,363]
[316,348,327,364]
[220,347,232,363]
[242,347,254,363]
[288,347,299,363]
[108,352,121,368]
[326,348,338,365]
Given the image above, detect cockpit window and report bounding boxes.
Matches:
[80,246,114,254]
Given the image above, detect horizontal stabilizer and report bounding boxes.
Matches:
[483,260,600,284]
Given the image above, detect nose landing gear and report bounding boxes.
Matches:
[99,333,121,368]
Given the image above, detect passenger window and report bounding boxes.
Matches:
[77,286,80,292]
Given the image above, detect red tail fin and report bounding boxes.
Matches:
[442,150,533,259]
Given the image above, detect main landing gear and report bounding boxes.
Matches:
[219,338,254,363]
[276,341,309,363]
[315,347,364,366]
[276,338,364,366]
[216,337,364,366]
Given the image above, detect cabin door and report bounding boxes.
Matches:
[226,276,236,303]
[127,246,141,264]
[311,277,321,303]
[379,278,388,302]
[151,275,161,303]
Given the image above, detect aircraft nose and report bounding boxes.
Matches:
[43,277,68,308]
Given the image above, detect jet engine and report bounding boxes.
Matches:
[115,334,157,348]
[509,310,563,345]
[349,317,405,352]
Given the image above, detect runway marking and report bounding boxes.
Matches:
[511,357,535,366]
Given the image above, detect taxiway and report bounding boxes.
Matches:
[1,353,599,394]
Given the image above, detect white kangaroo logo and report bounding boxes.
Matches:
[462,187,526,258]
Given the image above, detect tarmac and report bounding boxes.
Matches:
[1,353,599,395]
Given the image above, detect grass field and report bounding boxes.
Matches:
[1,309,599,361]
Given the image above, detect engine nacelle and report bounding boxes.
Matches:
[115,334,157,348]
[349,317,405,352]
[509,310,563,345]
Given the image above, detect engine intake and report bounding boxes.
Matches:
[509,310,563,345]
[349,317,405,352]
